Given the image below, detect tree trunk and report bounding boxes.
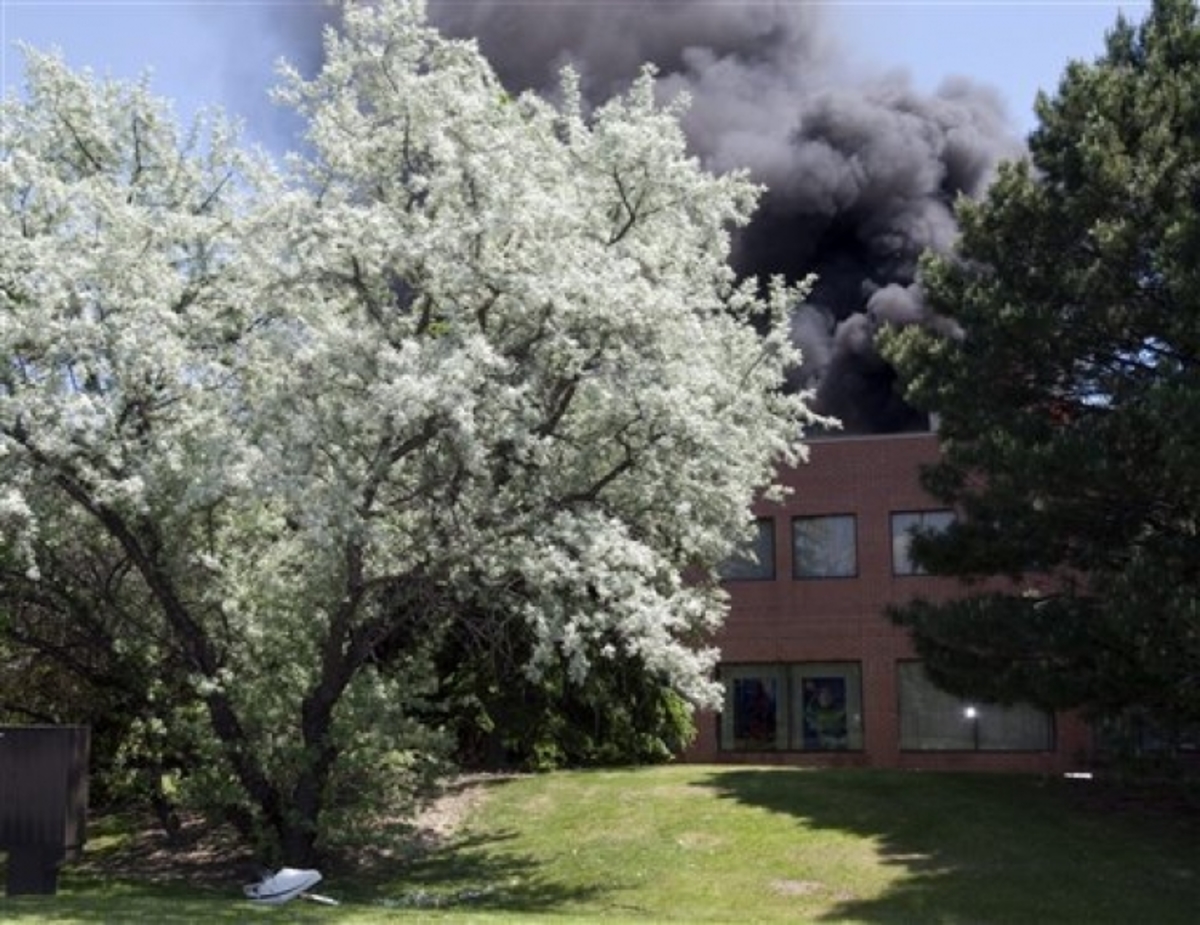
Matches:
[278,695,342,867]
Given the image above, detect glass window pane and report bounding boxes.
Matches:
[891,513,921,575]
[891,510,954,576]
[793,663,864,751]
[899,663,1053,751]
[793,515,857,578]
[924,510,955,533]
[719,667,787,751]
[899,663,974,749]
[718,518,775,581]
[978,704,1054,751]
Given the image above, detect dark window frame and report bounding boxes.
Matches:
[717,662,865,753]
[791,513,858,580]
[718,517,776,582]
[897,661,1056,752]
[890,509,955,576]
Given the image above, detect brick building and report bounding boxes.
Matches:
[685,431,1092,773]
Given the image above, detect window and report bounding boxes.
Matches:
[795,663,864,751]
[792,515,857,579]
[720,666,786,750]
[719,663,864,752]
[1093,711,1200,758]
[898,663,1053,751]
[718,518,775,581]
[891,510,954,575]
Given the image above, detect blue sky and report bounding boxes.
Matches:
[2,1,1150,146]
[839,1,1150,126]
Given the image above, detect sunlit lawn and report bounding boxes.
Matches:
[4,766,1198,923]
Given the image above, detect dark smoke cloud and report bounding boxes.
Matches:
[230,0,1023,433]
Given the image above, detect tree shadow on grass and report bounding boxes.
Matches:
[696,768,1200,925]
[349,827,609,914]
[3,775,603,921]
[4,828,603,921]
[337,773,611,914]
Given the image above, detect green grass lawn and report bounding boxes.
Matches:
[3,766,1198,923]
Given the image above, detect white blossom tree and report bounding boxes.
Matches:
[1,0,817,863]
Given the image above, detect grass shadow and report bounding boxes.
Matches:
[3,830,603,922]
[3,775,605,920]
[342,828,609,914]
[334,773,610,914]
[696,768,1200,924]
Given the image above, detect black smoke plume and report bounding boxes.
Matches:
[229,0,1023,433]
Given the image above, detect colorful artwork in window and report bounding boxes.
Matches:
[732,676,779,748]
[802,676,849,750]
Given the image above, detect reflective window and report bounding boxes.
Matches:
[719,663,864,752]
[718,518,775,581]
[792,515,857,579]
[891,510,954,575]
[898,663,1053,751]
[720,667,786,750]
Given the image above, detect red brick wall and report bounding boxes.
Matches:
[685,432,1092,773]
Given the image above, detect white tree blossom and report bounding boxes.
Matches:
[1,0,818,862]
